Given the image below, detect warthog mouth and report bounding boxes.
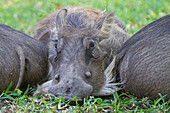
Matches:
[48,90,91,102]
[56,95,83,101]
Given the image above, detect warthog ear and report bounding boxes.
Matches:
[97,11,114,39]
[56,8,68,27]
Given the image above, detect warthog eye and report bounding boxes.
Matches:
[89,40,95,49]
[54,43,58,49]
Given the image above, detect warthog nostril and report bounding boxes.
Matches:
[66,87,71,94]
[55,74,60,81]
[85,71,91,78]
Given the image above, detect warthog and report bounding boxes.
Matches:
[115,15,170,100]
[0,24,48,92]
[33,7,129,100]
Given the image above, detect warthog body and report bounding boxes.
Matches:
[33,7,129,100]
[115,15,170,99]
[0,24,48,92]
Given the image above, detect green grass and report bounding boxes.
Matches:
[0,0,169,35]
[0,0,170,112]
[1,86,170,112]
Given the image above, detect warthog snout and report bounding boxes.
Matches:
[49,76,93,99]
[48,43,107,99]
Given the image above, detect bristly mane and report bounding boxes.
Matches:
[57,11,96,30]
[67,12,89,29]
[56,11,100,39]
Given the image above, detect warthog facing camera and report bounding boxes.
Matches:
[33,7,129,100]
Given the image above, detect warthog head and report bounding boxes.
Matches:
[34,8,128,100]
